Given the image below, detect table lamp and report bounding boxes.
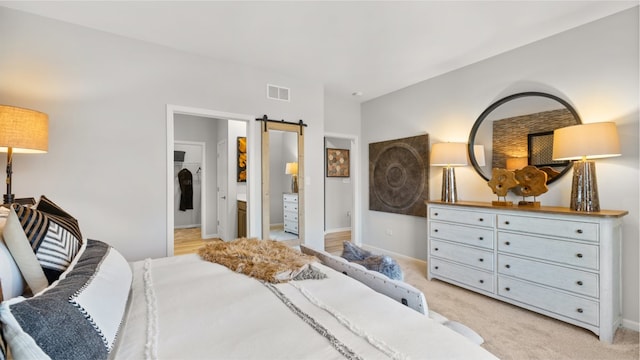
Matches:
[0,105,48,205]
[285,162,298,193]
[431,142,468,202]
[552,122,620,212]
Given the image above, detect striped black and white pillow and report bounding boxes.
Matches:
[0,240,132,360]
[11,198,82,284]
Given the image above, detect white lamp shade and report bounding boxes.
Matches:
[553,122,621,160]
[473,145,486,167]
[0,105,48,153]
[285,162,298,175]
[431,142,468,166]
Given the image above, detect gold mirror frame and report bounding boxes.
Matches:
[468,92,582,185]
[261,121,304,246]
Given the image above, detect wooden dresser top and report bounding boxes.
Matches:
[426,200,628,218]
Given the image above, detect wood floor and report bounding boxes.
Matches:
[174,227,351,255]
[174,228,220,255]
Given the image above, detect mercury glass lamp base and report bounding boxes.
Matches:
[441,167,458,202]
[571,160,599,212]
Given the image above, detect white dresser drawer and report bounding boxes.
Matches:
[284,220,298,233]
[283,211,298,222]
[430,258,494,293]
[431,240,493,271]
[430,207,494,227]
[283,193,298,203]
[498,232,598,270]
[284,202,298,212]
[498,214,598,242]
[498,277,599,326]
[430,222,494,249]
[498,254,599,298]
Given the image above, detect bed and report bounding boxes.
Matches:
[0,198,498,360]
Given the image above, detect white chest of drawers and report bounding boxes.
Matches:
[426,200,627,342]
[283,193,299,235]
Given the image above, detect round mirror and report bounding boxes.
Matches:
[468,92,581,184]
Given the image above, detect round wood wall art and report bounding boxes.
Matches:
[369,134,429,217]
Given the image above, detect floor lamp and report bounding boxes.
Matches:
[0,105,49,205]
[431,143,468,202]
[552,122,620,212]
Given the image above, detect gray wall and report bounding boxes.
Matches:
[0,7,326,260]
[361,8,639,327]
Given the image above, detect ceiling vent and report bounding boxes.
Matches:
[267,84,290,102]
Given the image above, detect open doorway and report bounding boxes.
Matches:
[324,133,359,254]
[167,105,253,257]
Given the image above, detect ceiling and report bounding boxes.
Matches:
[1,1,637,102]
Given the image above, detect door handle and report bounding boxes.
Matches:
[221,196,226,199]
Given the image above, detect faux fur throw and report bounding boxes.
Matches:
[198,238,326,283]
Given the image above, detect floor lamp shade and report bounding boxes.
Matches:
[431,143,468,203]
[0,105,49,204]
[553,122,620,212]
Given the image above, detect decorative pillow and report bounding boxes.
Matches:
[2,210,48,295]
[8,199,83,284]
[0,239,132,360]
[341,241,372,262]
[341,242,403,280]
[0,207,26,300]
[351,255,404,281]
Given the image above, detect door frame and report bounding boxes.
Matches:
[216,139,228,241]
[324,132,361,246]
[166,105,256,256]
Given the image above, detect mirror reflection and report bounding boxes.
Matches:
[261,121,304,246]
[268,130,299,241]
[468,92,581,184]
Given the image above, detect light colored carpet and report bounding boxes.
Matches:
[395,257,639,360]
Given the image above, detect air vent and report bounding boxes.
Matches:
[267,84,290,102]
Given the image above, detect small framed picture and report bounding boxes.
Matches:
[326,148,350,177]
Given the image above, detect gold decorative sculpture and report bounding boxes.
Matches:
[487,168,519,206]
[514,165,548,207]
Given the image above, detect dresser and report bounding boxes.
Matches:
[283,193,299,235]
[426,200,627,342]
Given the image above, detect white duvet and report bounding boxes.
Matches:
[113,254,498,360]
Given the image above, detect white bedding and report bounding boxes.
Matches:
[113,254,497,360]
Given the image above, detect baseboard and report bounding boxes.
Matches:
[361,244,426,267]
[622,319,640,332]
[324,227,351,234]
[174,224,201,229]
[203,233,218,240]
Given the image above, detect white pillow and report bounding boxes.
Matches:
[0,210,25,300]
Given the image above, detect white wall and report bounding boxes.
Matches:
[0,7,326,259]
[325,137,353,231]
[361,8,639,326]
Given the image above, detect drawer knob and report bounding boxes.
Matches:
[479,237,484,241]
[505,287,510,292]
[434,248,439,251]
[576,229,583,234]
[576,253,583,258]
[479,280,484,284]
[478,258,484,262]
[577,308,584,313]
[434,229,439,233]
[504,221,510,225]
[479,218,484,222]
[434,212,439,216]
[434,266,439,270]
[505,264,511,269]
[576,280,583,286]
[505,241,511,246]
